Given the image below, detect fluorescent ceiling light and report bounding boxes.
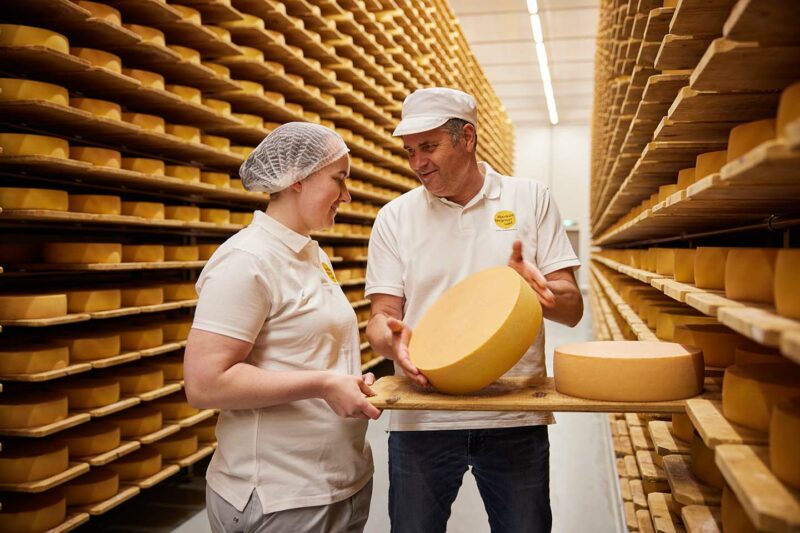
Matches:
[530,15,558,124]
[526,0,539,14]
[530,14,544,42]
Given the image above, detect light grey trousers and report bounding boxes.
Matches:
[206,480,372,533]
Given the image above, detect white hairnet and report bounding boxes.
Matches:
[240,122,350,193]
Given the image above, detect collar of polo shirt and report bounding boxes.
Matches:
[424,161,502,207]
[252,210,312,253]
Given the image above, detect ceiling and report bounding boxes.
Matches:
[450,0,598,126]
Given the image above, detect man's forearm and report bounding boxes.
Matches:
[542,279,584,326]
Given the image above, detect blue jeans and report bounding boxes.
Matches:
[388,425,551,533]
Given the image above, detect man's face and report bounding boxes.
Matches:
[402,127,471,197]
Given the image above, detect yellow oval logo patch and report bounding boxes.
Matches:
[321,262,338,283]
[494,210,516,230]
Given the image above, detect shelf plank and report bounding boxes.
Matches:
[667,87,781,123]
[680,505,721,533]
[668,0,738,37]
[648,421,691,456]
[647,491,687,533]
[0,412,91,437]
[685,399,767,448]
[723,0,800,45]
[70,485,140,516]
[122,464,180,489]
[655,34,713,71]
[663,454,721,506]
[0,462,89,493]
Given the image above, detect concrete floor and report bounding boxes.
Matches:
[84,313,624,533]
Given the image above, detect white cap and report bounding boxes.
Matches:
[392,87,478,136]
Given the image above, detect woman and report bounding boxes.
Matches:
[184,122,380,533]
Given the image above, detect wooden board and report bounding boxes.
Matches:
[655,34,712,71]
[649,421,691,456]
[631,479,648,509]
[669,0,738,37]
[647,491,687,533]
[0,462,88,493]
[136,383,182,402]
[667,87,781,123]
[0,413,90,437]
[47,512,90,533]
[680,505,721,533]
[122,464,180,489]
[685,399,767,448]
[71,485,140,515]
[136,424,180,445]
[723,0,800,45]
[663,455,721,506]
[637,509,656,533]
[630,426,655,451]
[82,441,140,467]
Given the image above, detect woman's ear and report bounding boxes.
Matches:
[289,180,303,193]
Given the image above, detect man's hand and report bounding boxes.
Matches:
[508,240,556,308]
[386,317,429,387]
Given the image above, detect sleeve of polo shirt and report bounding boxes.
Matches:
[192,249,272,343]
[532,185,581,276]
[364,206,404,298]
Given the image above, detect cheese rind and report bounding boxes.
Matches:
[66,288,121,312]
[120,286,164,307]
[0,133,69,158]
[76,1,122,25]
[120,326,164,350]
[152,393,198,420]
[673,249,696,283]
[671,413,693,442]
[770,397,800,489]
[722,363,800,432]
[121,201,165,220]
[655,248,678,276]
[554,341,704,401]
[0,391,69,429]
[165,165,201,182]
[112,365,164,394]
[694,247,730,290]
[57,333,121,361]
[0,440,69,483]
[165,84,202,104]
[162,318,193,341]
[655,311,718,342]
[58,421,121,457]
[774,249,800,319]
[70,97,121,121]
[43,242,121,264]
[69,146,122,168]
[122,24,165,47]
[695,150,728,180]
[776,82,800,139]
[64,467,119,505]
[724,248,779,304]
[151,431,198,459]
[151,355,184,381]
[203,98,231,116]
[121,157,165,175]
[735,343,783,365]
[690,432,724,489]
[0,187,69,211]
[70,47,121,73]
[0,293,67,320]
[721,485,758,533]
[168,45,201,63]
[189,416,217,442]
[165,124,201,143]
[727,119,776,162]
[0,490,66,533]
[122,67,164,89]
[58,377,120,409]
[164,245,200,261]
[0,78,68,106]
[0,344,69,375]
[108,447,161,480]
[121,112,165,133]
[200,208,231,224]
[122,244,165,262]
[200,171,230,187]
[69,194,121,215]
[163,282,196,301]
[674,324,746,368]
[0,24,70,53]
[110,406,163,437]
[165,205,201,222]
[198,243,219,259]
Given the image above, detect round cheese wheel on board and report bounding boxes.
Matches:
[0,490,66,533]
[408,266,541,394]
[109,405,162,438]
[64,466,119,505]
[0,439,69,483]
[58,421,120,457]
[770,397,800,489]
[107,447,161,481]
[722,362,800,432]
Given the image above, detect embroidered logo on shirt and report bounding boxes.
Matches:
[321,262,339,283]
[494,210,517,230]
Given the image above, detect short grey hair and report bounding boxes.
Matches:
[440,118,478,148]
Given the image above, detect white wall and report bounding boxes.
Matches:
[513,124,591,290]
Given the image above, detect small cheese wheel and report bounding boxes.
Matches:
[776,82,800,139]
[123,24,165,47]
[221,13,264,30]
[71,47,121,73]
[200,208,230,224]
[239,46,264,61]
[165,124,201,143]
[122,244,164,263]
[673,249,696,283]
[121,157,165,175]
[721,485,758,533]
[0,133,69,158]
[111,365,164,394]
[110,406,162,437]
[58,377,120,409]
[724,248,778,304]
[122,67,165,90]
[695,150,727,181]
[120,325,163,350]
[163,282,196,301]
[205,25,231,42]
[285,103,303,115]
[554,341,704,401]
[198,243,219,259]
[676,168,696,189]
[121,112,165,133]
[0,440,69,483]
[165,165,201,183]
[0,78,68,106]
[66,288,121,313]
[237,80,264,96]
[775,249,800,319]
[202,98,231,116]
[152,393,198,420]
[0,293,67,320]
[694,247,730,290]
[0,24,70,53]
[69,194,121,215]
[165,205,201,222]
[655,248,679,276]
[76,1,121,25]
[674,324,747,368]
[655,311,718,342]
[735,343,783,365]
[0,187,68,211]
[690,432,724,489]
[200,171,230,187]
[409,266,540,394]
[151,430,198,459]
[64,467,119,505]
[169,44,201,64]
[151,355,184,381]
[770,397,800,489]
[722,363,800,431]
[727,119,776,162]
[69,146,122,168]
[43,242,121,264]
[162,318,192,341]
[58,421,120,457]
[165,84,201,104]
[0,490,66,533]
[0,344,69,375]
[189,416,216,442]
[230,212,253,225]
[232,112,263,128]
[108,446,161,480]
[120,286,164,307]
[202,134,230,151]
[57,332,121,361]
[0,391,68,429]
[202,61,230,79]
[164,245,199,262]
[70,97,121,121]
[121,201,165,220]
[671,413,693,442]
[171,4,201,24]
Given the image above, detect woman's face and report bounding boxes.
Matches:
[295,154,351,231]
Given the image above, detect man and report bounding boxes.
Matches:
[365,87,584,533]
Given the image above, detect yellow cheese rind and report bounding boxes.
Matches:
[58,377,120,409]
[70,97,121,121]
[232,112,263,128]
[108,447,161,480]
[655,248,678,276]
[189,416,216,442]
[671,413,693,442]
[770,397,800,489]
[165,165,201,182]
[122,67,165,89]
[673,249,696,283]
[554,341,704,401]
[200,171,230,187]
[165,124,201,143]
[123,23,165,46]
[162,318,192,341]
[152,393,198,420]
[409,266,541,394]
[775,249,800,319]
[70,47,121,73]
[202,134,230,150]
[151,431,198,459]
[120,286,164,307]
[690,432,724,489]
[66,288,121,313]
[70,146,122,168]
[57,333,121,361]
[694,247,730,290]
[163,282,196,301]
[164,245,199,261]
[198,243,220,259]
[121,157,165,175]
[165,84,202,104]
[202,98,231,116]
[0,133,69,158]
[120,326,163,350]
[0,490,66,533]
[0,187,68,211]
[76,1,122,25]
[655,311,718,342]
[58,421,121,457]
[721,485,758,533]
[69,194,121,215]
[43,242,121,264]
[724,248,778,304]
[695,150,727,180]
[735,343,783,365]
[0,440,69,483]
[165,205,201,222]
[0,344,69,375]
[722,363,800,432]
[64,467,119,505]
[674,324,746,368]
[230,212,254,225]
[121,112,165,133]
[171,4,201,24]
[0,78,68,106]
[0,293,67,320]
[202,61,230,78]
[0,391,69,429]
[110,406,162,438]
[0,24,70,53]
[151,355,184,381]
[112,365,164,394]
[168,45,201,63]
[777,82,800,139]
[727,119,776,162]
[122,244,165,262]
[121,201,165,220]
[200,208,231,224]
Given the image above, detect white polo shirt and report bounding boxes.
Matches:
[192,210,373,514]
[365,162,580,432]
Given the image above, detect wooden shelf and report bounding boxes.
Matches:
[137,424,180,445]
[78,441,141,467]
[70,485,140,516]
[648,420,691,457]
[646,492,685,533]
[723,0,800,46]
[686,399,767,448]
[122,463,180,489]
[0,462,89,493]
[655,34,713,71]
[361,356,385,372]
[668,0,737,37]
[663,454,721,506]
[0,412,91,438]
[166,444,215,468]
[681,505,721,533]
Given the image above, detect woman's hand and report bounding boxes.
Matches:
[322,372,382,420]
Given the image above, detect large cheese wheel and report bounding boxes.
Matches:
[120,326,163,350]
[122,244,165,262]
[408,266,540,394]
[0,490,66,533]
[0,187,68,211]
[162,318,192,341]
[123,24,164,47]
[202,61,230,79]
[674,324,747,368]
[690,432,724,489]
[165,205,200,222]
[202,134,230,151]
[165,165,200,183]
[57,332,121,361]
[0,391,68,429]
[0,133,69,158]
[110,405,163,437]
[121,157,165,175]
[121,201,165,220]
[198,243,219,259]
[695,150,728,181]
[64,467,119,505]
[58,377,120,409]
[238,46,264,61]
[71,47,121,73]
[0,344,69,375]
[200,208,230,224]
[189,416,216,443]
[221,13,264,30]
[163,282,196,301]
[169,45,201,64]
[164,245,199,262]
[121,112,165,133]
[68,194,121,215]
[721,485,758,533]
[724,248,778,304]
[108,447,161,480]
[70,146,122,168]
[770,397,800,489]
[43,242,121,264]
[230,212,253,225]
[202,98,231,116]
[152,392,198,420]
[0,78,68,106]
[673,249,696,283]
[58,421,120,457]
[555,341,704,401]
[66,288,121,312]
[122,67,165,90]
[655,248,679,276]
[165,84,201,104]
[727,119,776,162]
[775,249,800,319]
[70,97,121,121]
[76,1,121,25]
[671,413,693,442]
[777,82,800,139]
[0,440,69,483]
[151,355,184,381]
[232,112,263,128]
[735,343,783,365]
[676,168,696,189]
[200,171,230,187]
[722,363,800,431]
[655,311,718,342]
[121,286,164,307]
[151,430,198,459]
[112,365,164,394]
[0,293,67,320]
[0,24,69,53]
[694,247,730,290]
[165,124,201,143]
